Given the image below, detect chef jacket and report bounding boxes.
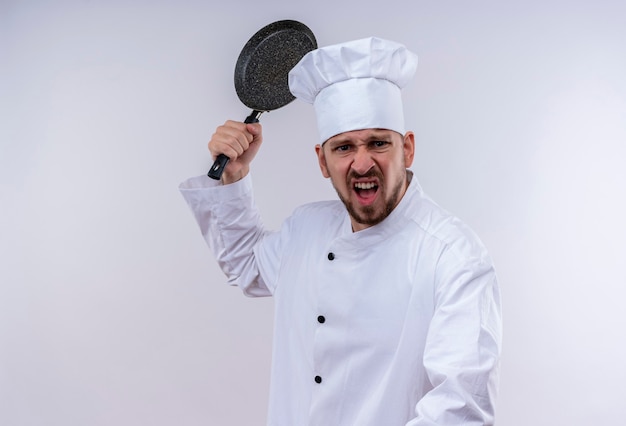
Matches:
[179,172,502,426]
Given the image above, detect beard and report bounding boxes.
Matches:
[333,168,406,229]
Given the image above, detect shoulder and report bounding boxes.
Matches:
[404,183,492,265]
[289,199,346,227]
[274,199,345,242]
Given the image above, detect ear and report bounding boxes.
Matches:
[315,144,330,178]
[403,131,415,168]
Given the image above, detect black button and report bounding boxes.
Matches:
[317,315,325,324]
[327,252,335,261]
[314,375,322,384]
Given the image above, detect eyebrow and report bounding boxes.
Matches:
[328,130,394,145]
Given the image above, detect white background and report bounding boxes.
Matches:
[2,0,625,424]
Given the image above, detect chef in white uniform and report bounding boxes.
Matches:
[180,37,502,425]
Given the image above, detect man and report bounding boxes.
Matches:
[180,37,502,425]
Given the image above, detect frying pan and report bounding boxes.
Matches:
[207,20,317,180]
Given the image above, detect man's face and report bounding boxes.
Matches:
[316,128,415,232]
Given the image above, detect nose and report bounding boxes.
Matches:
[351,146,374,175]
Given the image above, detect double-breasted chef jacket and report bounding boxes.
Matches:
[180,171,502,426]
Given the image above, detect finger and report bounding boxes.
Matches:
[225,120,255,143]
[245,122,262,136]
[209,124,252,160]
[220,121,256,147]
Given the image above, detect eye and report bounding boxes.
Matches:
[371,140,390,150]
[334,144,352,152]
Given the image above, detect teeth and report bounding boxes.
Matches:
[354,182,377,190]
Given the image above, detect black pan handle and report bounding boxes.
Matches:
[207,110,264,180]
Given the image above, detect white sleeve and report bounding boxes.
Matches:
[408,253,502,425]
[178,174,275,297]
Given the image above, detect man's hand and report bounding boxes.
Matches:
[208,120,263,184]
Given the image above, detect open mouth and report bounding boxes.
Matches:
[354,181,379,205]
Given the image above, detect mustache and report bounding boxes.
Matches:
[348,169,383,181]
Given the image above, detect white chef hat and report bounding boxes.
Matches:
[288,37,418,143]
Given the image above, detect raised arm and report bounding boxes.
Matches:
[180,120,274,296]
